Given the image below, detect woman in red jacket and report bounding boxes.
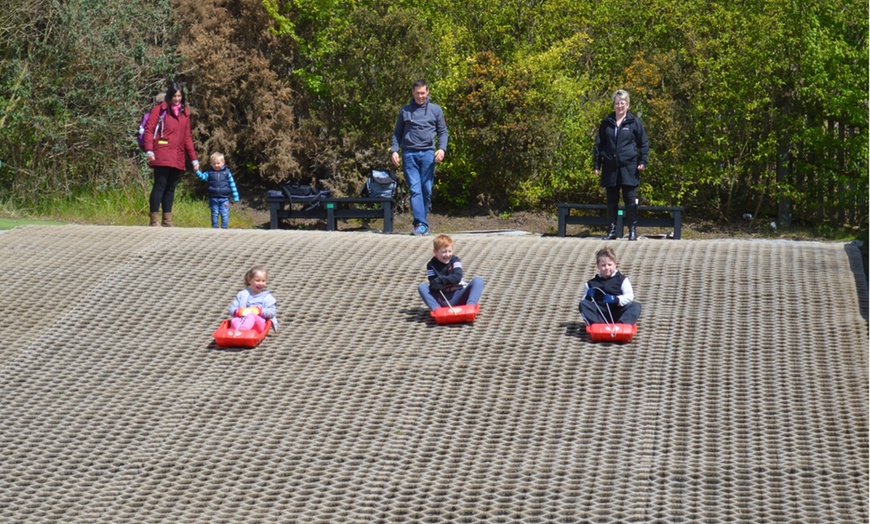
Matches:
[142,82,199,226]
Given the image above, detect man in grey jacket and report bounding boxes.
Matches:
[391,79,448,236]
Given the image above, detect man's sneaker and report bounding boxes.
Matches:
[413,224,429,236]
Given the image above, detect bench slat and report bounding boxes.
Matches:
[557,204,683,239]
[268,193,394,233]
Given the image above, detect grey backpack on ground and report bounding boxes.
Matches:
[362,170,398,199]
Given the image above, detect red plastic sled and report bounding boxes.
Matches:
[586,323,637,343]
[212,319,272,348]
[431,304,480,325]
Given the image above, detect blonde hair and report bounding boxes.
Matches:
[209,152,226,165]
[244,266,267,287]
[612,89,630,106]
[433,234,454,251]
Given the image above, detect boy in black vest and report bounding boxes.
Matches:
[580,247,641,325]
[196,152,240,229]
[418,234,484,311]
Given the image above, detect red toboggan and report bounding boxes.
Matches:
[431,304,480,325]
[583,288,637,343]
[585,322,637,343]
[212,319,272,348]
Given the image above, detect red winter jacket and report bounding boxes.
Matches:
[142,102,198,171]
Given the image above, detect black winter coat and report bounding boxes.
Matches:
[593,111,649,187]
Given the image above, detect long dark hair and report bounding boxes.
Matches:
[163,82,186,107]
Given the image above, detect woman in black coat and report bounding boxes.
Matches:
[593,90,649,240]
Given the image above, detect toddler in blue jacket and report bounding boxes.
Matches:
[196,152,239,229]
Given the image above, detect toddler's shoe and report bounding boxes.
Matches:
[413,224,429,236]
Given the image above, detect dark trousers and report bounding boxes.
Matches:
[580,299,642,325]
[150,166,183,213]
[606,185,638,224]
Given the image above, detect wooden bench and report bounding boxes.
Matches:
[557,204,683,239]
[267,191,394,233]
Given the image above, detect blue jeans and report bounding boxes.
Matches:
[209,197,230,228]
[402,149,435,228]
[418,276,485,311]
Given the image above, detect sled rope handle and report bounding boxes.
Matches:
[438,289,459,313]
[588,289,617,328]
[232,314,251,335]
[233,300,262,334]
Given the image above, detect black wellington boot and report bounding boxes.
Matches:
[604,223,618,240]
[626,204,638,241]
[604,204,618,240]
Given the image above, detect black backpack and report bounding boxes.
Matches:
[361,170,398,199]
[281,183,331,209]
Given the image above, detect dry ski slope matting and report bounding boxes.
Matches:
[0,225,867,523]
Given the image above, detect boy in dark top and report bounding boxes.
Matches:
[580,247,642,325]
[196,152,239,229]
[417,234,484,311]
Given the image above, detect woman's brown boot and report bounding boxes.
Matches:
[162,212,173,227]
[149,212,160,227]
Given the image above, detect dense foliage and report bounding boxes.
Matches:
[0,0,866,226]
[0,0,179,198]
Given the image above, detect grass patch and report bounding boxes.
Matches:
[0,182,260,229]
[0,217,66,230]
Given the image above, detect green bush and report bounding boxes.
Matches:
[0,0,179,205]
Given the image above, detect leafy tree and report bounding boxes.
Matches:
[303,2,437,193]
[447,48,595,209]
[0,0,864,227]
[175,0,303,186]
[594,0,867,224]
[424,0,603,209]
[260,0,438,195]
[0,0,178,202]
